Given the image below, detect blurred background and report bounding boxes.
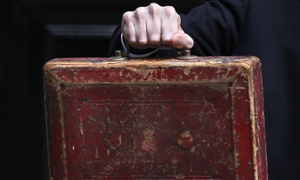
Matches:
[0,0,201,179]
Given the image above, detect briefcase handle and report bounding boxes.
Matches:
[109,49,197,60]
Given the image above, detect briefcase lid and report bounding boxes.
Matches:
[44,56,267,180]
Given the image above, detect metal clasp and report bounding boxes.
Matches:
[109,50,127,60]
[176,50,197,60]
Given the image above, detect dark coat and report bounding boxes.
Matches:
[109,0,300,178]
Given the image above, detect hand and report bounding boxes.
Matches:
[121,3,194,50]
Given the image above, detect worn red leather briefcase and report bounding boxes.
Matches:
[44,55,267,179]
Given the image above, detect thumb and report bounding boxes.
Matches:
[171,30,194,49]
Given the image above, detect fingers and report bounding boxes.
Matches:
[147,3,161,45]
[121,3,194,50]
[122,3,160,48]
[161,6,178,45]
[122,11,136,44]
[134,7,148,46]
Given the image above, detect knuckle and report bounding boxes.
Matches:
[137,39,147,46]
[149,38,160,45]
[148,3,159,14]
[148,34,160,43]
[122,11,132,22]
[162,38,172,45]
[148,2,159,7]
[161,34,173,45]
[127,37,136,45]
[135,7,145,16]
[164,6,176,15]
[134,9,147,21]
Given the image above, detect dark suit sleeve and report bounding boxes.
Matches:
[109,0,250,57]
[181,0,249,56]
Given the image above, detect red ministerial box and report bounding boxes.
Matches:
[44,56,267,180]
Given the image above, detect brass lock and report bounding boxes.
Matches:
[176,49,197,60]
[109,50,127,60]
